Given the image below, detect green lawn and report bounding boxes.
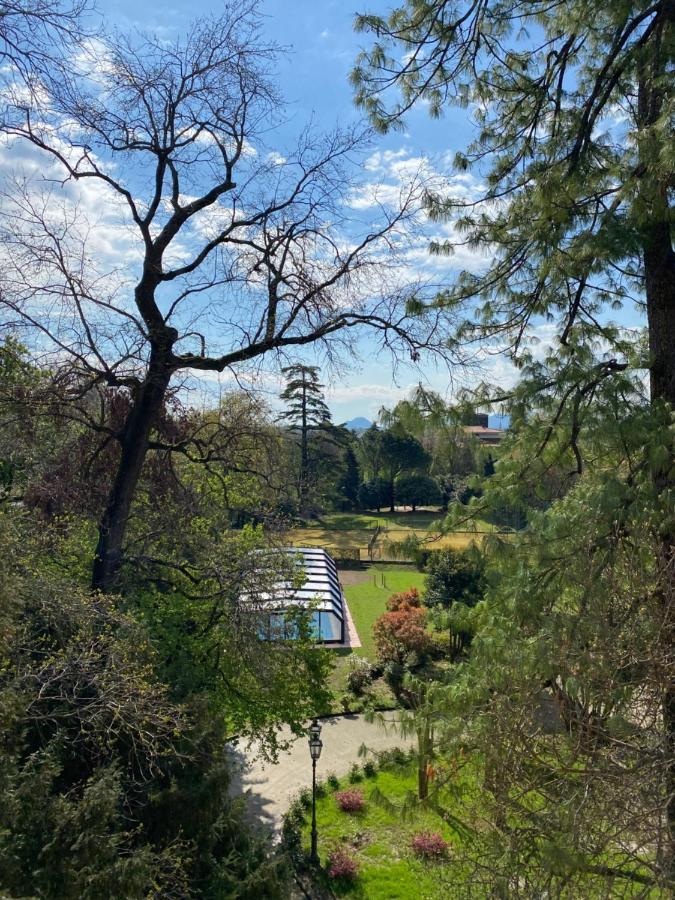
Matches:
[325,566,426,709]
[343,566,427,661]
[299,764,473,899]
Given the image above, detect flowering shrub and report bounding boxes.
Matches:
[335,788,365,812]
[327,848,359,880]
[410,831,449,858]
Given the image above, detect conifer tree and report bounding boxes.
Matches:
[278,364,332,507]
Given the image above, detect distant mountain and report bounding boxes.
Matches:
[344,416,372,432]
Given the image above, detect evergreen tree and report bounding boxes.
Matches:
[278,365,332,507]
[338,445,361,510]
[354,0,675,886]
[380,429,431,512]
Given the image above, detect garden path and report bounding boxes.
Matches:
[227,713,413,834]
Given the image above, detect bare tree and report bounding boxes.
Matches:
[0,0,94,91]
[0,3,455,591]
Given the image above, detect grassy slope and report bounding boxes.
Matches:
[301,766,473,899]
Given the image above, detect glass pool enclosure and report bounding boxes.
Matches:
[258,547,345,643]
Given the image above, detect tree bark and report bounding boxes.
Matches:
[638,6,675,875]
[91,355,172,592]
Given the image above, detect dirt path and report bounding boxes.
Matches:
[337,568,371,586]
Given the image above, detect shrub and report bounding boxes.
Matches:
[327,772,340,790]
[362,760,377,778]
[297,787,312,810]
[411,831,449,859]
[327,848,359,880]
[348,762,363,783]
[383,660,406,695]
[335,789,365,812]
[315,780,327,799]
[431,630,471,660]
[373,606,432,665]
[386,587,422,612]
[346,655,375,695]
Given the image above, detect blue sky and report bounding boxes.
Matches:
[81,0,492,422]
[21,1,640,424]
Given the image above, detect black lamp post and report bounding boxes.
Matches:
[308,717,323,866]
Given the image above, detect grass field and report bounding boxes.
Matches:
[326,565,426,708]
[299,764,473,899]
[342,566,427,661]
[289,510,492,561]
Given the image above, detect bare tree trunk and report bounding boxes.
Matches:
[91,355,172,592]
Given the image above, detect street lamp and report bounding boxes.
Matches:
[308,717,323,866]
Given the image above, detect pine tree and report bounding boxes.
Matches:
[278,365,332,507]
[353,0,675,886]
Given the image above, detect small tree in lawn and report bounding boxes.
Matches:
[365,675,461,805]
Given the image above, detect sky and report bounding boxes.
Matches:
[71,0,499,423]
[7,0,643,424]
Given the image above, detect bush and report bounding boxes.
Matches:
[431,630,471,660]
[411,831,449,859]
[327,848,359,880]
[327,772,340,790]
[385,587,422,612]
[346,655,375,695]
[373,606,432,665]
[335,789,365,812]
[362,760,377,778]
[383,660,406,695]
[348,762,363,783]
[339,693,364,713]
[297,787,312,810]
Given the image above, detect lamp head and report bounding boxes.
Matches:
[308,718,322,741]
[308,718,323,760]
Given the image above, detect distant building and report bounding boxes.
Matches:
[463,413,506,446]
[254,547,345,643]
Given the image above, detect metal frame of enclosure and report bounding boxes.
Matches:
[260,547,346,644]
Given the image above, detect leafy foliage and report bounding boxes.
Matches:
[373,604,431,665]
[0,510,289,899]
[424,549,486,609]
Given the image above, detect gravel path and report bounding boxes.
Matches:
[227,713,412,833]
